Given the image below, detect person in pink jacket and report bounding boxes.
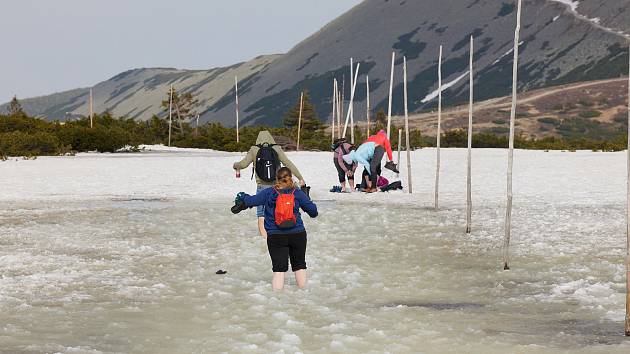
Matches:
[332,138,357,192]
[366,130,394,163]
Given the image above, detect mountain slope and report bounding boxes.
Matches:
[3,0,629,127]
[1,55,280,125]
[392,77,629,140]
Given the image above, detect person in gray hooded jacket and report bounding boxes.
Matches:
[233,131,305,237]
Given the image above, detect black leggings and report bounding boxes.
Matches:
[267,231,307,272]
[334,158,355,183]
[363,146,384,187]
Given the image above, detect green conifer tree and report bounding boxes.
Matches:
[283,90,321,130]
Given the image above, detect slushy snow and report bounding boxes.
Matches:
[0,146,629,353]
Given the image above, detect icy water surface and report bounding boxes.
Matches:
[1,196,628,353]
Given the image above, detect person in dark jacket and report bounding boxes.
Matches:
[232,167,318,290]
[233,131,306,237]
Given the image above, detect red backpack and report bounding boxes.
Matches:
[274,189,297,228]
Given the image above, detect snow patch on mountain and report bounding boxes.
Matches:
[421,71,470,103]
[549,0,580,12]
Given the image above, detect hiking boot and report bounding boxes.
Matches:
[384,161,399,173]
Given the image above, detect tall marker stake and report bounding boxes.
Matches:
[89,88,94,128]
[435,45,443,210]
[341,76,345,126]
[625,43,630,337]
[168,84,173,147]
[404,56,412,194]
[350,58,355,144]
[504,0,522,271]
[397,128,402,177]
[342,64,360,137]
[466,36,474,234]
[387,52,395,139]
[331,79,337,144]
[234,76,240,143]
[337,87,342,138]
[366,75,371,137]
[297,92,304,152]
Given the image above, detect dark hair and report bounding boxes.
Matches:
[275,167,294,190]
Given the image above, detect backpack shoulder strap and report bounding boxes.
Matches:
[340,143,349,156]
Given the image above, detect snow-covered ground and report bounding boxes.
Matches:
[1,147,629,353]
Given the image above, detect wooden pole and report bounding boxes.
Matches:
[234,76,240,143]
[168,84,173,147]
[341,75,345,129]
[342,64,360,137]
[503,0,522,271]
[397,128,402,177]
[297,92,304,152]
[435,45,443,210]
[387,52,395,139]
[331,78,337,144]
[404,56,412,194]
[625,43,630,337]
[366,75,371,137]
[337,88,342,138]
[466,36,474,234]
[89,88,93,128]
[350,58,355,144]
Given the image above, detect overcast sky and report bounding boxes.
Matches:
[0,0,362,101]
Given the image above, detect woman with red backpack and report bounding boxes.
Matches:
[231,167,318,290]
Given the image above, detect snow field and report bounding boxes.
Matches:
[0,147,629,353]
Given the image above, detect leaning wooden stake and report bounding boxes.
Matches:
[387,52,395,139]
[625,43,630,337]
[366,75,371,137]
[234,76,240,143]
[404,56,412,194]
[350,58,355,144]
[168,84,173,147]
[503,0,522,271]
[89,88,94,128]
[331,78,337,144]
[297,91,304,152]
[466,36,474,234]
[342,64,360,137]
[435,45,443,210]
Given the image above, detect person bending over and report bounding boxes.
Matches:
[332,138,357,192]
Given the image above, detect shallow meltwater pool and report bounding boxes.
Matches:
[0,198,628,353]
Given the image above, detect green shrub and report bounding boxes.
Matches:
[537,117,559,125]
[0,131,60,156]
[579,110,602,118]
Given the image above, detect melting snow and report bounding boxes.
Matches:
[1,149,629,352]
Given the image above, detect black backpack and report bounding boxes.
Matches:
[254,143,280,182]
